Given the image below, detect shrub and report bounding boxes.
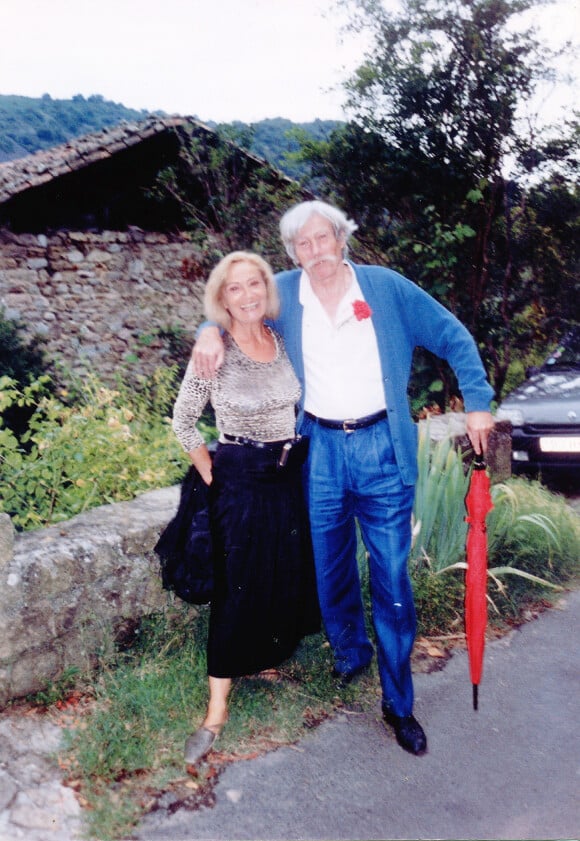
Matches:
[0,368,216,530]
[0,309,54,438]
[408,430,579,632]
[484,478,580,612]
[412,428,469,572]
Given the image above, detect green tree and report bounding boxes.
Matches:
[299,0,578,397]
[147,124,305,269]
[215,117,342,180]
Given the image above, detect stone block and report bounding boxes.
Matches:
[0,514,14,567]
[488,420,512,481]
[26,257,48,270]
[0,769,17,811]
[10,781,81,831]
[419,413,512,482]
[9,646,61,698]
[0,485,180,706]
[64,249,84,263]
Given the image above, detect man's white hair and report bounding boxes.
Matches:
[280,200,358,264]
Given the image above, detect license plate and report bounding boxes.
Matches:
[539,436,580,453]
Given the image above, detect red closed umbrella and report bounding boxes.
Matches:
[464,452,494,710]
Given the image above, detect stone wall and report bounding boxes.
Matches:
[0,487,182,709]
[0,418,510,709]
[0,226,208,706]
[0,228,207,381]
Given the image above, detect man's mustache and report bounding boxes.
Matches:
[305,255,337,272]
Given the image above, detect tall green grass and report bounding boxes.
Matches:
[411,429,579,628]
[485,479,580,610]
[412,429,469,572]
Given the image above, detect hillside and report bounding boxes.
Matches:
[214,117,341,179]
[0,94,152,161]
[0,94,341,178]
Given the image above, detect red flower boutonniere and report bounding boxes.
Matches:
[352,300,373,321]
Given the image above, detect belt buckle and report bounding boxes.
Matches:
[342,418,356,433]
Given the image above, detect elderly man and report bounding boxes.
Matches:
[193,200,495,755]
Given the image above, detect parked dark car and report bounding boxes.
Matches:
[496,327,580,477]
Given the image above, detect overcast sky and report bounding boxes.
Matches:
[1,0,578,124]
[0,0,366,122]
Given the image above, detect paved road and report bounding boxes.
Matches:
[135,587,580,841]
[1,489,576,840]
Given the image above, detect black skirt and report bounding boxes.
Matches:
[207,439,320,678]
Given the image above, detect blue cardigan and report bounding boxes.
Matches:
[271,262,494,486]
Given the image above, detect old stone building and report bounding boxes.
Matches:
[0,116,299,381]
[0,119,308,705]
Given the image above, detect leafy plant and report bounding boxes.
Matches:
[409,430,579,631]
[0,368,214,530]
[486,479,580,597]
[412,427,470,572]
[0,309,54,438]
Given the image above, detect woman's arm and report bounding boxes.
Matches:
[172,362,213,461]
[188,443,213,486]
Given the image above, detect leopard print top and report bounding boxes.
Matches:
[172,329,301,453]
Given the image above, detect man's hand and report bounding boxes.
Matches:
[192,326,225,378]
[465,411,495,455]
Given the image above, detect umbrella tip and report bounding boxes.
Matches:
[473,684,479,711]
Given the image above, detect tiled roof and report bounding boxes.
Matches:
[0,116,211,205]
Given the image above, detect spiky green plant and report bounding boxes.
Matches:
[486,478,580,591]
[412,426,469,572]
[410,431,578,619]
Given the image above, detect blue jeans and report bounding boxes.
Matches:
[302,414,416,717]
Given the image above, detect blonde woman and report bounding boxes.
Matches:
[171,251,319,765]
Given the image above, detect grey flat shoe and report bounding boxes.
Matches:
[184,726,220,765]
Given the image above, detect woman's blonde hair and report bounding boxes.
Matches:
[203,251,280,330]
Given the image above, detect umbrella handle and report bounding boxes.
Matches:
[474,452,486,470]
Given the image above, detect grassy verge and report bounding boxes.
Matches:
[60,606,380,841]
[55,439,580,840]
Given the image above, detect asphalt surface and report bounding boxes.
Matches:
[134,587,580,841]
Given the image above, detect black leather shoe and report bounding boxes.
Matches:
[332,661,370,688]
[382,709,427,755]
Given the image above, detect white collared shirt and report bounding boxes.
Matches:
[300,265,387,419]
